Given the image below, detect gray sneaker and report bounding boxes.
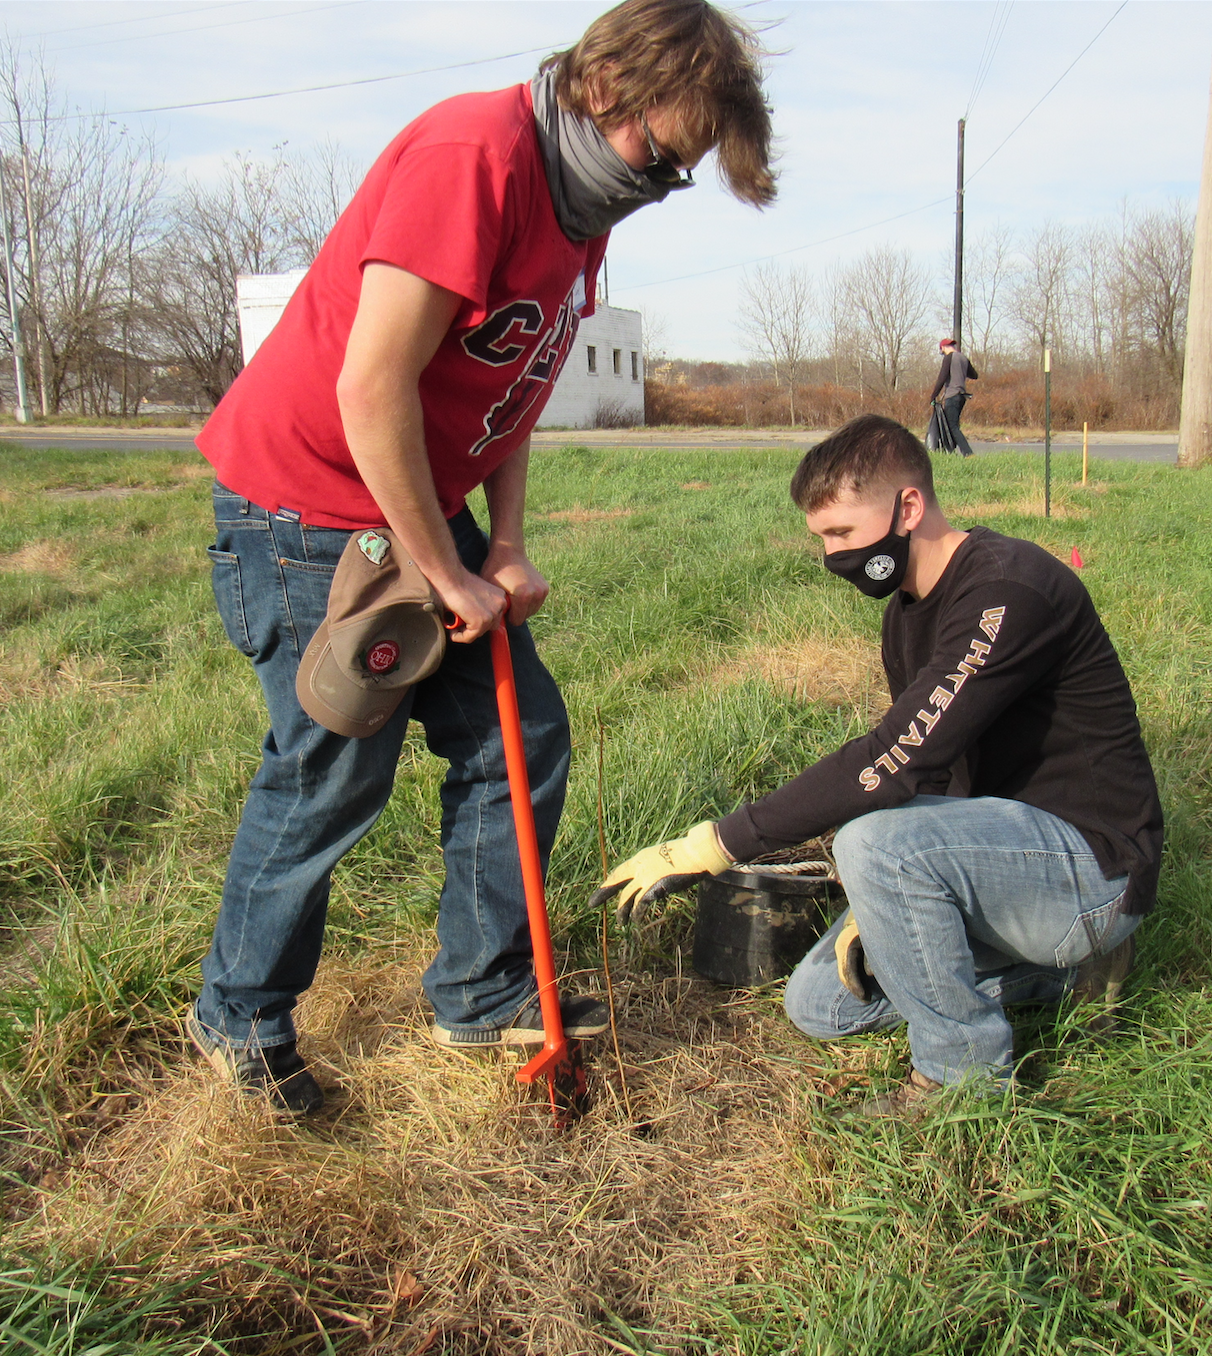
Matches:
[431,994,610,1051]
[186,1006,324,1116]
[1071,934,1135,1033]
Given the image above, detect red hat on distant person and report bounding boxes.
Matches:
[939,338,956,351]
[296,528,447,738]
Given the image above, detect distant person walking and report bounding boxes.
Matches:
[931,338,979,458]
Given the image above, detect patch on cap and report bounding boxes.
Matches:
[357,530,391,565]
[362,640,401,676]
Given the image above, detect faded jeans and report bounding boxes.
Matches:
[195,482,570,1048]
[784,795,1138,1085]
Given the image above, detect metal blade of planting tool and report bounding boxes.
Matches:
[490,626,589,1128]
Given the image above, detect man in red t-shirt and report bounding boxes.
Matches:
[188,0,777,1113]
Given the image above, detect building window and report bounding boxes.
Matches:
[612,348,622,375]
[631,351,639,381]
[587,345,597,373]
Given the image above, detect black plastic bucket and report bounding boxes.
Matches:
[693,868,845,987]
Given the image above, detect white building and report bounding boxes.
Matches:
[234,274,644,429]
[235,271,308,366]
[537,303,644,429]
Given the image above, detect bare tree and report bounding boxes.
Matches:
[737,262,814,422]
[146,152,298,406]
[819,262,861,387]
[965,223,1015,366]
[640,308,669,373]
[0,41,164,416]
[1125,201,1193,388]
[1012,221,1073,359]
[281,138,363,261]
[842,247,933,394]
[1072,223,1112,372]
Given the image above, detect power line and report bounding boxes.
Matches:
[964,0,1014,120]
[967,0,1128,182]
[4,43,561,125]
[21,2,237,41]
[616,0,1131,295]
[49,1,367,53]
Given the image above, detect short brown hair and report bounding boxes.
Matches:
[790,415,937,514]
[544,0,776,207]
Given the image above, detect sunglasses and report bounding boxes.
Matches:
[639,113,695,190]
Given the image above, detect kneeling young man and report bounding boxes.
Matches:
[594,415,1163,1114]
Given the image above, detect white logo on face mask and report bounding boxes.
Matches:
[865,554,896,581]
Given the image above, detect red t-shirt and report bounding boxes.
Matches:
[197,84,606,528]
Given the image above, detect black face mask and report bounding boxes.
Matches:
[822,491,911,599]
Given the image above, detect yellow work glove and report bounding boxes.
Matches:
[590,821,732,926]
[835,910,874,1001]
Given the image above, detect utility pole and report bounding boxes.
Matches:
[0,157,30,423]
[1179,66,1212,468]
[952,117,965,347]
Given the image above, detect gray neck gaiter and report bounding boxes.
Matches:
[531,70,685,242]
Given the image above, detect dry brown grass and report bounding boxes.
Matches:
[711,636,886,717]
[0,538,77,577]
[0,652,148,709]
[540,508,635,524]
[10,949,867,1354]
[955,497,1090,521]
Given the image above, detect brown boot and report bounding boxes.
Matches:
[859,1067,943,1119]
[1071,934,1135,1034]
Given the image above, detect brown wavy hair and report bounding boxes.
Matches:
[542,0,777,207]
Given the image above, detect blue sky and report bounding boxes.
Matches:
[2,0,1209,360]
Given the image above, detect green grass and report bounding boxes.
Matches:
[0,442,1209,1353]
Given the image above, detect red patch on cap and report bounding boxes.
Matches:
[366,641,400,674]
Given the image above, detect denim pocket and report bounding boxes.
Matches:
[301,524,350,567]
[278,557,337,654]
[207,547,255,657]
[1053,890,1128,968]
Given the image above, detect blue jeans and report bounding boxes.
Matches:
[196,482,570,1047]
[784,796,1138,1086]
[943,394,974,457]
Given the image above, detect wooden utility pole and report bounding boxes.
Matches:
[953,118,966,347]
[1179,68,1212,467]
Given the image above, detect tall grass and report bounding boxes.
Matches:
[0,442,1209,1353]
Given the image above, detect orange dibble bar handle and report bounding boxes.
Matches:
[489,626,567,1054]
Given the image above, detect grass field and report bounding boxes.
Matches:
[0,442,1210,1355]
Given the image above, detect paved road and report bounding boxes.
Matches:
[0,426,1180,463]
[1,429,202,453]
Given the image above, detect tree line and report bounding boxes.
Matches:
[0,46,362,418]
[719,205,1193,429]
[0,42,1194,428]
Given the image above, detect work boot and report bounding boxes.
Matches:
[1070,934,1135,1034]
[186,1006,324,1116]
[859,1067,943,1119]
[431,994,610,1051]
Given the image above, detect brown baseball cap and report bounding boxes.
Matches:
[296,528,447,738]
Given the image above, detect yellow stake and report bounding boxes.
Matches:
[1082,421,1089,486]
